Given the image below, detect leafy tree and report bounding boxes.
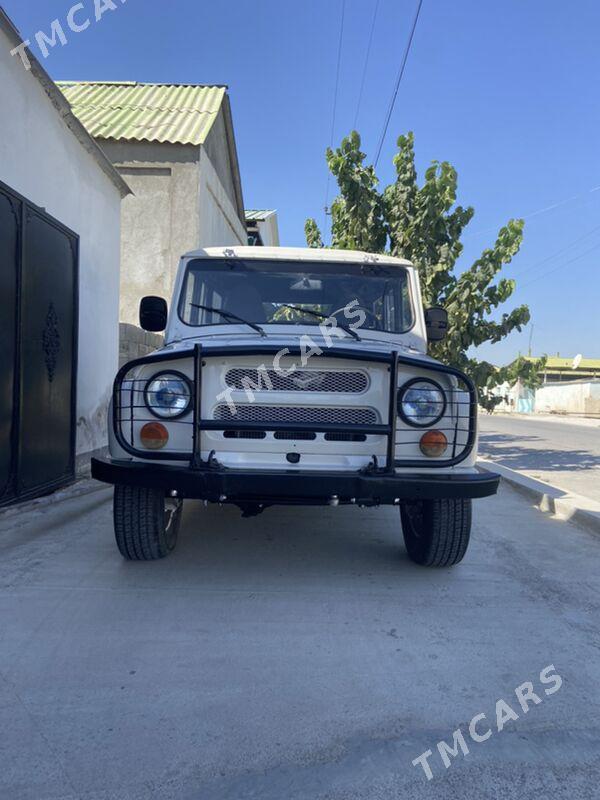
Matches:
[305,218,324,248]
[477,355,548,414]
[305,130,537,394]
[502,355,547,391]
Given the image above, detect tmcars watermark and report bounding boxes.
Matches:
[215,300,367,414]
[10,0,128,71]
[412,664,563,781]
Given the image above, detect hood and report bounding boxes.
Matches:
[154,330,439,367]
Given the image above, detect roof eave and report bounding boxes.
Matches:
[245,210,277,222]
[219,94,246,227]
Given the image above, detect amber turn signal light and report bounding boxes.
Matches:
[140,421,169,450]
[419,430,448,457]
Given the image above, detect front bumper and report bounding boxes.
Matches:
[91,458,500,505]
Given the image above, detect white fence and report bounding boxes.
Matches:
[534,380,600,416]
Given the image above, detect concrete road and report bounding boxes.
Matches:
[1,485,599,800]
[479,414,600,501]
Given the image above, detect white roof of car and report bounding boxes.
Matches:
[183,245,413,268]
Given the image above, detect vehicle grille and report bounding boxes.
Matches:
[214,404,378,426]
[274,430,316,440]
[224,368,368,393]
[223,430,266,439]
[324,432,367,442]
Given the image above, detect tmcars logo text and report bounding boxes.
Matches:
[412,664,562,781]
[10,1,128,71]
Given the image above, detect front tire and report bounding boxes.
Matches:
[113,486,182,560]
[400,498,471,567]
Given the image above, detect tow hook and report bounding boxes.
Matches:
[359,455,380,474]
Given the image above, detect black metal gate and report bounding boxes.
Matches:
[0,180,78,507]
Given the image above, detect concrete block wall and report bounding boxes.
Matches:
[119,323,163,367]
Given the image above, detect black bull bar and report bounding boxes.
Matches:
[91,344,499,503]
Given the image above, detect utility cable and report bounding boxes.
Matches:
[324,0,347,229]
[373,0,424,167]
[353,0,380,131]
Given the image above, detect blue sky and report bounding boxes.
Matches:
[5,0,600,364]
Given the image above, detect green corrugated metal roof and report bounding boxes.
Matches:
[245,209,276,221]
[57,82,227,146]
[525,356,600,369]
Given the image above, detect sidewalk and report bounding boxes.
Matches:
[478,458,600,535]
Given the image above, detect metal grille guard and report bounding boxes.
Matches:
[112,344,477,471]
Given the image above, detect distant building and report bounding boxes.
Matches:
[490,356,600,417]
[489,380,535,414]
[58,81,248,324]
[0,10,129,506]
[245,209,280,247]
[525,356,600,383]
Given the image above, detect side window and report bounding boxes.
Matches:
[209,289,223,317]
[399,278,412,330]
[384,285,396,331]
[182,270,225,325]
[183,271,196,323]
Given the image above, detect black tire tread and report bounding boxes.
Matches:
[113,486,176,561]
[402,498,471,567]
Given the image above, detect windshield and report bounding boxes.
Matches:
[178,258,414,334]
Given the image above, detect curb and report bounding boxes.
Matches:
[478,459,600,536]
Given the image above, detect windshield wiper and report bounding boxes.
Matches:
[190,303,267,337]
[278,304,361,342]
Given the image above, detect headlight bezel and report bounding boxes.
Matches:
[144,370,193,420]
[397,377,447,428]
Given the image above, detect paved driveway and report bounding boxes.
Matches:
[479,414,600,501]
[1,484,599,799]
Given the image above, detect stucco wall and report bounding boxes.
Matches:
[99,140,201,324]
[0,36,122,457]
[535,380,600,416]
[203,107,238,212]
[256,214,280,246]
[198,148,247,248]
[98,138,246,321]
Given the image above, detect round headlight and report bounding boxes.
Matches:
[398,378,446,427]
[144,372,192,419]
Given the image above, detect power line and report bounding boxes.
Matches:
[353,0,380,131]
[511,221,600,280]
[464,183,600,239]
[329,0,347,151]
[518,241,600,289]
[324,0,347,228]
[373,0,424,168]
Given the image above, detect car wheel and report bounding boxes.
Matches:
[400,498,471,567]
[113,485,182,560]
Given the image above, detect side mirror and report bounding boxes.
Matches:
[425,307,448,342]
[140,296,168,332]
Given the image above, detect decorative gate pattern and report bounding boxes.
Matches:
[0,181,78,507]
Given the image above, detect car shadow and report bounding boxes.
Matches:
[178,501,406,571]
[479,432,600,472]
[114,500,469,585]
